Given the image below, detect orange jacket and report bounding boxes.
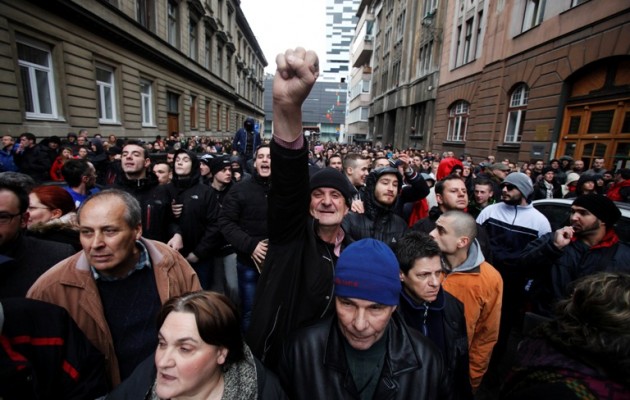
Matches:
[443,250,503,390]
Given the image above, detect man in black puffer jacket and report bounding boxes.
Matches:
[114,141,178,244]
[342,166,408,247]
[218,144,272,331]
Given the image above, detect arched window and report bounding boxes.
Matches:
[447,101,469,142]
[504,84,529,143]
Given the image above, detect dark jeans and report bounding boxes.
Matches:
[237,261,260,332]
[190,258,213,290]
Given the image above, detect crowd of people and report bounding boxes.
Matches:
[1,47,629,399]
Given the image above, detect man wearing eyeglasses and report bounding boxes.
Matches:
[429,211,503,392]
[0,181,75,297]
[396,230,473,399]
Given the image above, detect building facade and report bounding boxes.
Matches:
[1,0,267,141]
[435,0,630,169]
[351,0,630,169]
[351,0,445,150]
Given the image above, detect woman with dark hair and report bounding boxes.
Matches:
[501,272,630,399]
[563,174,598,198]
[107,291,286,399]
[26,185,81,250]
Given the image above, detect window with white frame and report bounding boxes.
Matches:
[418,40,433,76]
[167,0,178,46]
[423,0,438,17]
[504,84,529,143]
[452,0,485,68]
[522,0,545,32]
[140,79,153,126]
[17,37,58,119]
[447,101,469,142]
[96,65,117,123]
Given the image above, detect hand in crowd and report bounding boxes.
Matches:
[186,252,199,264]
[251,239,268,267]
[351,199,365,214]
[272,47,319,142]
[167,233,184,251]
[171,200,183,218]
[553,226,574,249]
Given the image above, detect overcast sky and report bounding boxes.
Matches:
[240,0,328,75]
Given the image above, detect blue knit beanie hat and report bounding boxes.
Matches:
[334,239,401,306]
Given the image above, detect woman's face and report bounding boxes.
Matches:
[78,148,88,158]
[62,148,72,159]
[174,153,193,176]
[155,312,227,399]
[27,193,55,227]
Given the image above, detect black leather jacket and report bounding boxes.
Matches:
[278,313,453,400]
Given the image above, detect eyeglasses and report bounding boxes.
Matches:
[0,212,21,225]
[416,271,446,282]
[501,184,517,191]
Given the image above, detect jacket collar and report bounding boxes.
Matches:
[323,313,423,379]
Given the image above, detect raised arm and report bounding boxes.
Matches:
[272,47,319,142]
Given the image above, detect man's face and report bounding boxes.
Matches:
[534,161,544,171]
[544,171,554,182]
[593,158,604,169]
[570,205,602,236]
[309,187,349,227]
[400,255,444,303]
[413,156,422,167]
[501,182,524,205]
[166,153,175,164]
[174,153,193,176]
[1,136,13,148]
[491,168,508,180]
[77,136,87,146]
[19,136,32,148]
[254,147,271,178]
[328,156,343,172]
[0,189,27,248]
[122,144,150,176]
[373,158,389,170]
[79,196,142,279]
[153,163,171,185]
[347,159,370,187]
[374,174,399,206]
[474,184,493,206]
[336,297,396,351]
[213,167,232,185]
[429,215,461,255]
[573,160,584,171]
[437,179,468,211]
[85,163,97,189]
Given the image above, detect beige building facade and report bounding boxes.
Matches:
[0,0,266,141]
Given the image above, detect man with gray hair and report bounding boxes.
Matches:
[279,238,451,399]
[27,189,200,387]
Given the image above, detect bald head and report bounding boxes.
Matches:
[442,210,477,243]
